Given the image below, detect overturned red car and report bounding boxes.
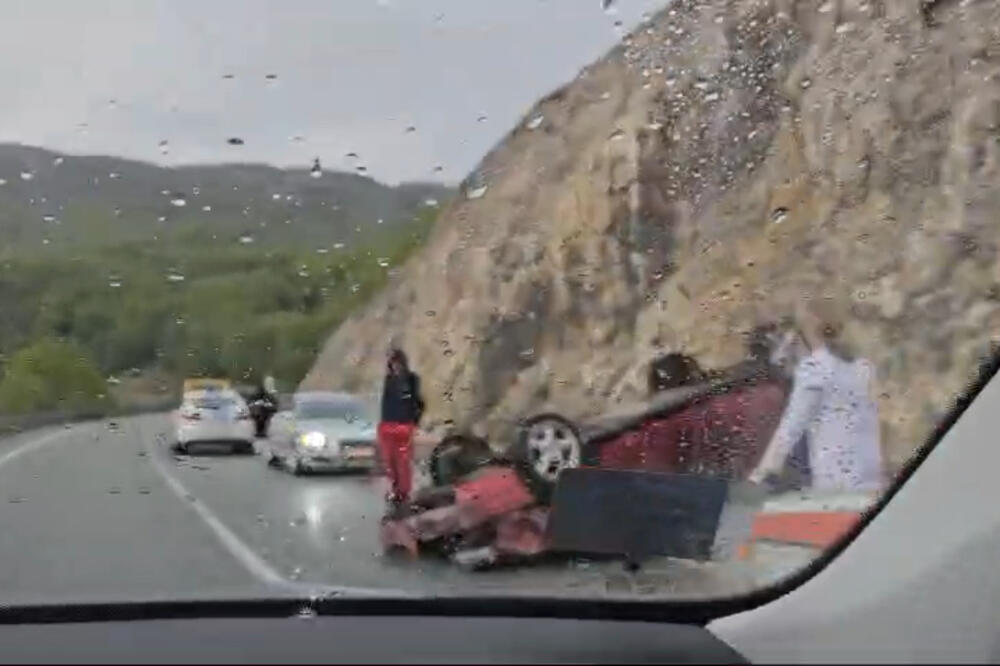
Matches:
[381,353,793,570]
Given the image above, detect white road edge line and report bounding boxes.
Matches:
[0,427,77,470]
[144,436,288,586]
[143,429,413,599]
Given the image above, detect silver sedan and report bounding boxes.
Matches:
[265,391,378,475]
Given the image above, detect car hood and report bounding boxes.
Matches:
[295,418,376,440]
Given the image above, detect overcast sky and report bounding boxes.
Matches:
[0,0,666,185]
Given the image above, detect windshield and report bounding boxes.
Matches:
[192,396,238,410]
[0,0,994,609]
[295,399,369,422]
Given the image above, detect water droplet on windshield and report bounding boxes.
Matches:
[202,205,212,212]
[800,78,813,89]
[264,73,278,80]
[20,171,34,181]
[608,129,626,141]
[0,178,6,186]
[158,140,169,155]
[466,185,488,200]
[819,1,833,12]
[771,207,789,223]
[42,214,57,223]
[526,115,544,130]
[405,125,416,133]
[601,0,617,15]
[170,197,187,207]
[477,115,488,123]
[108,279,123,289]
[227,137,245,146]
[166,271,186,283]
[238,235,255,245]
[222,73,235,80]
[310,158,323,179]
[53,157,64,166]
[377,257,390,268]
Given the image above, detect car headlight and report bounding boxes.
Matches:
[298,431,326,450]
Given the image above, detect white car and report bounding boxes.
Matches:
[173,388,255,454]
[265,391,378,474]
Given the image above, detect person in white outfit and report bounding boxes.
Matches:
[749,303,884,492]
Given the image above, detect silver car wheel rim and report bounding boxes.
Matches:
[526,418,580,482]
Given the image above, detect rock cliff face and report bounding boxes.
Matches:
[303,0,1000,473]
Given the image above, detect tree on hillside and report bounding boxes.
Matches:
[0,339,111,415]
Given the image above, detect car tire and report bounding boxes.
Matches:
[235,440,255,455]
[429,433,494,486]
[505,413,582,504]
[173,441,188,455]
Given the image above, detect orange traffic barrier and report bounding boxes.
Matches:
[737,511,861,559]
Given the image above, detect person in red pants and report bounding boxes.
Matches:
[378,348,425,511]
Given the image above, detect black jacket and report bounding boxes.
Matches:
[247,387,278,412]
[380,370,424,424]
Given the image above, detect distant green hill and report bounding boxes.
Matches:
[0,144,449,252]
[0,144,451,416]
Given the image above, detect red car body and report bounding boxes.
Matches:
[382,375,790,564]
[592,378,787,479]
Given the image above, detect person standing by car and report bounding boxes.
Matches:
[379,347,425,508]
[247,376,279,438]
[749,301,884,491]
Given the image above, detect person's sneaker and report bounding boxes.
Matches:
[384,496,413,521]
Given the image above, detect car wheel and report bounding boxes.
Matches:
[236,440,255,455]
[506,413,582,504]
[429,433,494,486]
[173,441,188,455]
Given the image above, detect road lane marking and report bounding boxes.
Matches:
[0,427,77,470]
[142,418,417,599]
[144,436,288,586]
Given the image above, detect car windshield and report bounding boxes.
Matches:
[295,400,369,422]
[0,0,994,609]
[192,396,238,410]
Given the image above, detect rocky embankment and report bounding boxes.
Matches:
[303,0,1000,474]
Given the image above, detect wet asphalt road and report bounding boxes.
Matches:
[0,415,761,605]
